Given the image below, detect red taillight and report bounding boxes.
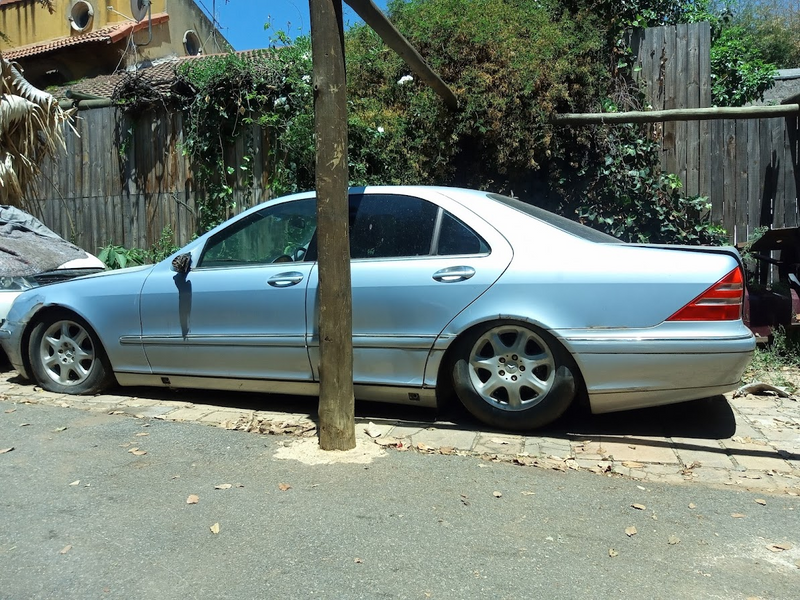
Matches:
[667,267,744,321]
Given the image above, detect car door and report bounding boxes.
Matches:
[139,198,317,381]
[305,191,513,387]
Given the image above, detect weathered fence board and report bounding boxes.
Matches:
[26,105,273,254]
[633,23,799,246]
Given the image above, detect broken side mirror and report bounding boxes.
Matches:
[171,253,192,274]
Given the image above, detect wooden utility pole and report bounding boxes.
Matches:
[309,0,355,451]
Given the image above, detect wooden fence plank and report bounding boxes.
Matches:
[746,119,762,240]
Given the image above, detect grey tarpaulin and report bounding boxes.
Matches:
[0,206,87,277]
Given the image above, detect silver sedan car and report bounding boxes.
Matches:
[0,187,755,430]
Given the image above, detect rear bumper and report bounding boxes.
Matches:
[558,325,755,414]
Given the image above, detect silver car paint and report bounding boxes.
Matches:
[0,185,755,418]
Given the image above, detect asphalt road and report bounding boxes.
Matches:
[1,403,798,600]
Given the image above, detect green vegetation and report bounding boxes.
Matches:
[113,0,785,245]
[744,327,800,392]
[98,226,180,270]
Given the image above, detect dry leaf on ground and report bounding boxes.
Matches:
[68,480,80,486]
[767,542,793,552]
[731,513,746,518]
[354,557,363,564]
[4,408,15,413]
[608,548,618,557]
[493,491,503,498]
[490,438,510,445]
[19,423,31,427]
[59,545,72,554]
[52,427,67,432]
[186,494,199,504]
[668,535,681,545]
[625,526,637,537]
[0,447,13,454]
[129,449,146,456]
[364,422,382,438]
[755,499,767,506]
[278,483,291,491]
[688,503,697,509]
[631,503,646,510]
[135,432,149,437]
[214,484,232,490]
[210,523,220,534]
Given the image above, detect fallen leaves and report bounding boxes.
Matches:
[363,422,382,438]
[68,480,80,486]
[608,548,618,557]
[754,498,767,506]
[209,523,220,534]
[731,513,746,518]
[135,432,149,437]
[354,557,363,564]
[766,542,793,552]
[221,416,317,437]
[0,447,13,454]
[492,491,503,498]
[59,545,72,555]
[52,427,67,432]
[127,448,147,456]
[688,503,697,509]
[622,461,644,469]
[631,503,646,511]
[668,535,681,545]
[278,483,291,492]
[186,495,199,504]
[214,484,232,490]
[625,526,637,537]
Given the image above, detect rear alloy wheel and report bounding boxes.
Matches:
[452,322,576,431]
[28,312,113,395]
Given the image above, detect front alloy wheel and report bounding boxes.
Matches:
[28,312,113,395]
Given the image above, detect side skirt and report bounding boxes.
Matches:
[114,372,437,408]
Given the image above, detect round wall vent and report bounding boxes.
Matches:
[183,30,203,56]
[69,1,94,32]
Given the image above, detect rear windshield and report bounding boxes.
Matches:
[487,193,623,244]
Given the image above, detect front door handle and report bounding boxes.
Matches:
[432,266,475,283]
[268,271,304,287]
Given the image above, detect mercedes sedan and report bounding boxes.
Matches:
[0,187,755,430]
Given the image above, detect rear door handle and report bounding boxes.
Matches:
[432,266,475,283]
[268,271,304,287]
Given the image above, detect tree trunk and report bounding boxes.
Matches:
[309,0,356,451]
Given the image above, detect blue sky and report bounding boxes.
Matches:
[197,0,391,51]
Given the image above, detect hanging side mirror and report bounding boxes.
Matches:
[171,253,192,274]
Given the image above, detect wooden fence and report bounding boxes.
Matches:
[26,105,274,254]
[22,23,800,252]
[631,23,800,245]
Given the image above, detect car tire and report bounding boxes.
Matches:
[28,311,114,395]
[451,321,576,431]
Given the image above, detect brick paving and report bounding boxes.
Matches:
[1,368,798,495]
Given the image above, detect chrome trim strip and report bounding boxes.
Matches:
[121,335,305,347]
[563,335,754,343]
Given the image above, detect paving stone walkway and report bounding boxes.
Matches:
[1,368,798,495]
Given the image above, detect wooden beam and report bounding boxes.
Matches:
[344,0,458,110]
[551,104,800,125]
[310,0,356,451]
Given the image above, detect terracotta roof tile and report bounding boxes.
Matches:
[52,49,274,101]
[2,13,169,60]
